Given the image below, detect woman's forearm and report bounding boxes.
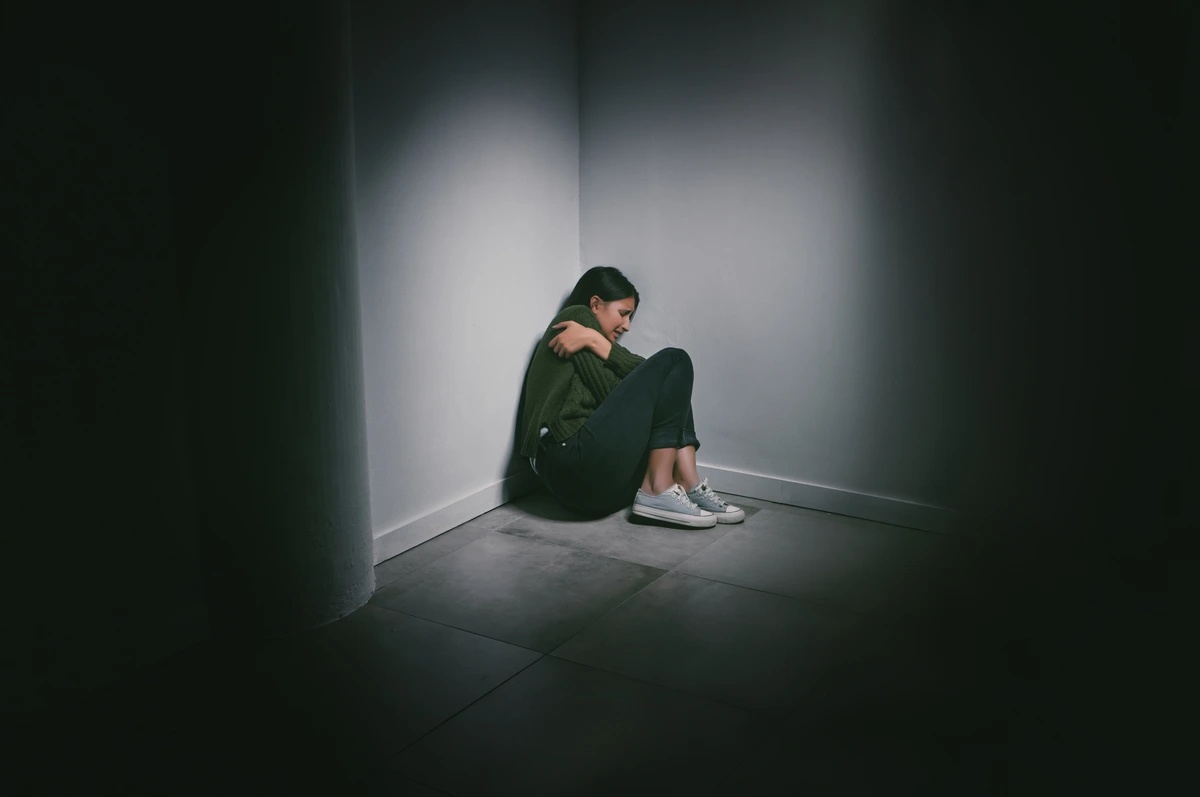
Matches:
[588,329,612,361]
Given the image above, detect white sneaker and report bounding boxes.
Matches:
[632,484,717,528]
[686,479,745,524]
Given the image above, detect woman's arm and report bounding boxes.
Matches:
[570,348,622,403]
[544,307,626,402]
[547,306,644,374]
[548,321,611,360]
[545,305,644,398]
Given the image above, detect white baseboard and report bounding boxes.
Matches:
[700,464,959,535]
[373,471,537,565]
[372,466,958,565]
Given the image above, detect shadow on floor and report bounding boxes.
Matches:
[15,490,1184,795]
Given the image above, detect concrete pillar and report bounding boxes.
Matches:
[175,0,374,637]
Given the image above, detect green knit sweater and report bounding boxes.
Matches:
[519,305,645,459]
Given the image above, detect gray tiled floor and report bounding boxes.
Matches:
[255,604,541,761]
[371,531,665,652]
[41,486,1110,795]
[390,655,758,796]
[552,570,867,714]
[356,488,1018,795]
[674,506,963,617]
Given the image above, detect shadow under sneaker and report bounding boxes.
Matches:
[686,478,745,523]
[632,484,717,528]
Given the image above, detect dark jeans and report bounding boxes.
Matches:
[537,347,700,516]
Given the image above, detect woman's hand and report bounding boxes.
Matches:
[549,320,601,358]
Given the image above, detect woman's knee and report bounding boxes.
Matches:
[652,346,692,371]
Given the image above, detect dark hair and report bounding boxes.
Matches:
[562,266,640,314]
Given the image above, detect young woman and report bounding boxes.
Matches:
[520,266,744,528]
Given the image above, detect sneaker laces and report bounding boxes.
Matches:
[693,479,727,508]
[666,484,700,510]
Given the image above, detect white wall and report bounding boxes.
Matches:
[579,0,1143,534]
[351,0,580,558]
[350,0,1185,547]
[580,1,963,528]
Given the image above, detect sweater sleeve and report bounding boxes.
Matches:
[550,305,635,403]
[571,349,622,403]
[553,304,644,376]
[604,342,644,378]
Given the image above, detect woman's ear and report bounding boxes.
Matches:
[589,295,602,311]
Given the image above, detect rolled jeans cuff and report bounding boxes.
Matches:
[647,429,700,451]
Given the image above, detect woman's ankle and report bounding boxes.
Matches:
[641,479,677,496]
[672,473,700,492]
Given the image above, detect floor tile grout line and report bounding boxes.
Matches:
[379,498,909,590]
[551,640,1005,750]
[370,531,676,649]
[492,518,742,571]
[370,510,962,666]
[539,565,861,661]
[373,526,928,679]
[538,566,676,657]
[371,573,748,677]
[540,571,911,708]
[374,569,897,712]
[719,491,895,522]
[367,593,796,758]
[372,532,710,668]
[711,493,985,541]
[375,527,491,568]
[673,560,1034,636]
[659,569,897,623]
[372,530,504,595]
[766,503,1020,547]
[379,497,994,590]
[523,516,785,653]
[385,650,777,776]
[654,517,761,570]
[384,513,976,598]
[487,502,948,588]
[366,604,547,656]
[377,524,663,594]
[378,527,697,614]
[372,508,526,577]
[379,650,549,769]
[374,508,526,567]
[557,577,957,705]
[380,531,955,646]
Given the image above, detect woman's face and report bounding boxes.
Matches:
[589,295,636,343]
